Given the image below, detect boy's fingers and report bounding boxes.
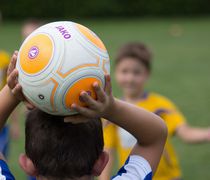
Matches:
[7,69,18,89]
[71,104,95,117]
[80,91,99,109]
[104,74,112,95]
[11,84,22,96]
[7,51,18,76]
[93,82,106,102]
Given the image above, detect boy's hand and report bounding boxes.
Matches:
[7,51,24,101]
[70,74,114,119]
[7,51,35,110]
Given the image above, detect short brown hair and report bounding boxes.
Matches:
[115,42,152,71]
[25,109,104,179]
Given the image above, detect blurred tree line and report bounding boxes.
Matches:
[1,0,210,19]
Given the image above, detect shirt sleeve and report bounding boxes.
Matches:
[0,51,9,89]
[103,121,118,149]
[112,155,152,180]
[154,96,186,136]
[0,160,15,180]
[0,51,10,69]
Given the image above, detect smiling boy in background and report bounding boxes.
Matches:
[100,42,210,180]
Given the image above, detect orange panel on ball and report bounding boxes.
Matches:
[65,77,101,108]
[19,34,53,74]
[76,24,106,51]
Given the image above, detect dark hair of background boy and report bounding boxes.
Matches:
[115,42,153,72]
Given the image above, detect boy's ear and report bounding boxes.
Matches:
[92,151,109,176]
[19,153,37,177]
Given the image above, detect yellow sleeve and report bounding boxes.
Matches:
[155,96,186,136]
[0,51,10,69]
[103,121,118,149]
[0,51,10,89]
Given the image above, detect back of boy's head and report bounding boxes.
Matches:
[115,42,153,72]
[25,109,104,179]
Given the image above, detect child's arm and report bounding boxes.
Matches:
[104,99,167,172]
[0,52,21,130]
[156,96,210,143]
[71,75,167,173]
[176,124,210,143]
[0,85,19,130]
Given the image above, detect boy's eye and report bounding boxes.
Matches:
[133,69,142,75]
[121,69,128,74]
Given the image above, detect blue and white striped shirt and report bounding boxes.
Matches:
[112,155,152,180]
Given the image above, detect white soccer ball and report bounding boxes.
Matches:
[16,21,110,115]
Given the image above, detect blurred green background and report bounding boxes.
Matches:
[1,0,210,179]
[1,0,210,18]
[1,17,210,180]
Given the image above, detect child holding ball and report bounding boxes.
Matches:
[0,52,167,180]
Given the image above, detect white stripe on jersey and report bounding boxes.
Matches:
[0,166,6,180]
[112,155,152,180]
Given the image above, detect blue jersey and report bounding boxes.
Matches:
[0,126,10,158]
[112,155,152,180]
[0,160,15,180]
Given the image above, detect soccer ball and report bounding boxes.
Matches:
[16,21,110,115]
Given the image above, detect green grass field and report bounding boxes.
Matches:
[1,17,210,180]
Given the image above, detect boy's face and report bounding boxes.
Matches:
[115,58,149,97]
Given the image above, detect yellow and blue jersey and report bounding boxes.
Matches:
[0,51,10,89]
[0,50,10,158]
[112,155,152,180]
[0,160,15,180]
[104,92,186,180]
